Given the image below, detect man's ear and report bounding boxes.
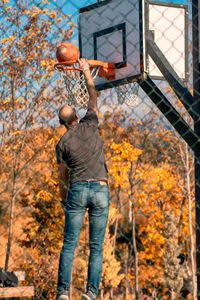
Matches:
[59,117,65,125]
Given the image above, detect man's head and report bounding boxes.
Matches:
[58,105,78,127]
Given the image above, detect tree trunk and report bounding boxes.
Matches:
[69,282,72,300]
[185,143,196,299]
[100,289,103,299]
[178,140,196,299]
[110,288,113,299]
[4,161,17,270]
[110,186,121,298]
[4,76,16,271]
[113,185,121,254]
[125,255,128,300]
[178,196,186,245]
[129,161,139,300]
[132,198,139,300]
[171,289,175,300]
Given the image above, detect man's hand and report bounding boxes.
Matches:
[78,58,90,72]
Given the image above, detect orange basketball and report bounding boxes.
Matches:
[56,43,80,63]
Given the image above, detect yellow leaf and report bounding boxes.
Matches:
[1,37,12,44]
[12,131,22,135]
[3,100,10,105]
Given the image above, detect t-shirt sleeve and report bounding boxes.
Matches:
[56,143,63,164]
[56,139,70,167]
[56,142,69,164]
[79,108,98,127]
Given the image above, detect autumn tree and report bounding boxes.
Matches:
[100,112,193,298]
[0,0,76,271]
[134,163,189,298]
[106,137,142,299]
[163,213,185,300]
[165,87,196,299]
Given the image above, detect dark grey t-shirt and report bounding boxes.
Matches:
[56,108,108,183]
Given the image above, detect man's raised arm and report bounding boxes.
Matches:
[78,58,98,115]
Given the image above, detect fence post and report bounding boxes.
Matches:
[192,0,200,299]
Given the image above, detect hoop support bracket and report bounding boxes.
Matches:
[54,59,116,81]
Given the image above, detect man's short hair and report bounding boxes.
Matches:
[59,107,76,126]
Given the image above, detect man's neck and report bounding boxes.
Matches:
[65,120,78,130]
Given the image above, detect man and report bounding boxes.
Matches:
[55,58,109,300]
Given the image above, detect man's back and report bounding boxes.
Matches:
[56,108,108,183]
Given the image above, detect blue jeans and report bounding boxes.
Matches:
[57,181,109,294]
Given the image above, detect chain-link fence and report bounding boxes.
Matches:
[0,0,200,299]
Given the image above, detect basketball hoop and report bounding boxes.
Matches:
[115,82,140,107]
[54,60,115,109]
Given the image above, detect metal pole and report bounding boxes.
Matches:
[139,76,200,153]
[192,0,200,299]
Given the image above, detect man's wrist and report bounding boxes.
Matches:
[83,68,90,72]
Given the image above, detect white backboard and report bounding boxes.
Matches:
[79,0,146,91]
[146,1,188,81]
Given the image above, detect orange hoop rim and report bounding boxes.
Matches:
[54,59,116,80]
